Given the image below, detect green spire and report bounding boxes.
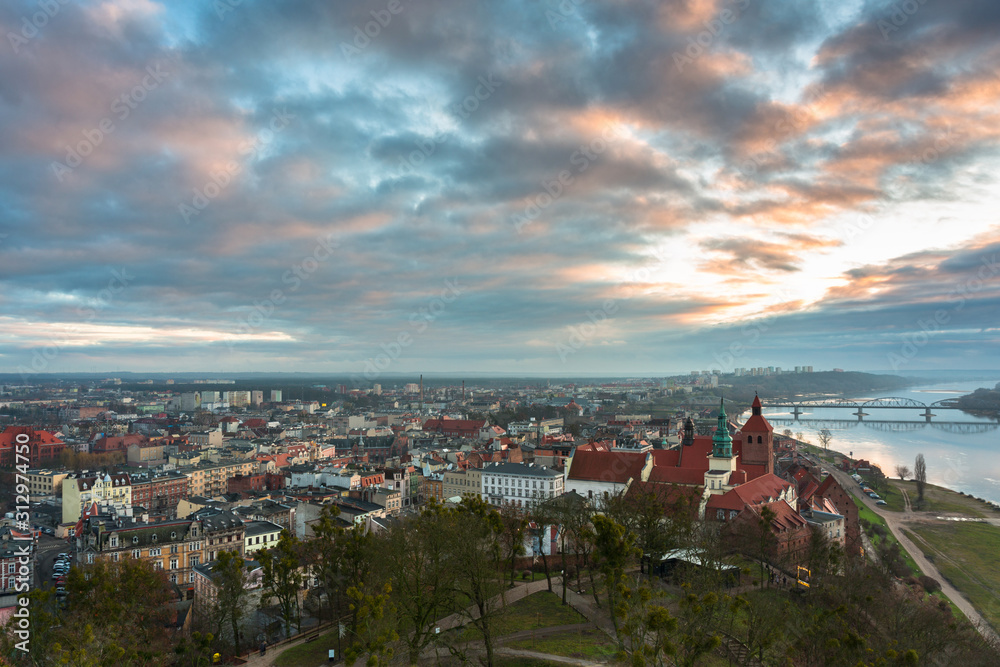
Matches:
[712,397,733,458]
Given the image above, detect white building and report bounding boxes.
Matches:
[481,462,564,509]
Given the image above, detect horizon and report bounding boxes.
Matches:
[3,1,999,376]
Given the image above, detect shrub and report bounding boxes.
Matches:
[919,575,941,594]
[522,570,532,581]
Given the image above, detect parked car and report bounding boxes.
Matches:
[876,500,888,506]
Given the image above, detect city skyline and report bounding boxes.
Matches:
[2,0,999,376]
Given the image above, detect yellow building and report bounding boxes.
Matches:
[442,468,482,501]
[180,461,256,498]
[27,469,71,501]
[62,472,132,524]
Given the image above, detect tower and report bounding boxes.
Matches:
[740,393,774,474]
[711,398,732,459]
[705,398,737,493]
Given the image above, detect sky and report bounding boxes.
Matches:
[1,0,999,379]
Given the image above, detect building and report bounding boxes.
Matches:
[180,461,256,498]
[0,527,34,594]
[0,427,67,467]
[243,521,283,554]
[127,441,166,466]
[129,470,189,518]
[481,462,565,508]
[251,390,264,406]
[195,509,246,562]
[270,390,282,403]
[76,514,206,592]
[422,417,486,438]
[442,468,483,501]
[62,472,132,524]
[187,430,223,449]
[26,469,71,501]
[92,433,146,455]
[192,557,264,624]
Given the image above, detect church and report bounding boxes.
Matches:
[565,395,825,555]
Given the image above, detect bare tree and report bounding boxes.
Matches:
[914,454,927,504]
[895,465,910,481]
[817,429,832,451]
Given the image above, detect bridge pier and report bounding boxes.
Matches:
[854,410,868,421]
[922,409,935,422]
[791,406,802,419]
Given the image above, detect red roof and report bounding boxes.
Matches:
[740,395,773,433]
[0,426,63,446]
[647,466,706,485]
[568,450,647,483]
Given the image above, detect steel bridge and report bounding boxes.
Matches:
[760,397,975,422]
[767,417,998,434]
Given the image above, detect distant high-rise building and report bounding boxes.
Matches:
[270,390,282,402]
[251,390,264,406]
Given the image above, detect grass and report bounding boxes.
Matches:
[852,495,919,574]
[881,480,993,517]
[907,522,1000,632]
[498,591,587,635]
[506,627,618,660]
[273,628,339,667]
[450,590,588,642]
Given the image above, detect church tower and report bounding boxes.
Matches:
[739,394,774,474]
[705,398,737,494]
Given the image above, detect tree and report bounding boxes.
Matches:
[57,557,174,664]
[895,465,910,481]
[592,514,638,644]
[211,550,254,655]
[257,530,304,640]
[497,502,528,587]
[344,583,398,667]
[782,428,793,438]
[526,499,556,592]
[914,454,927,504]
[817,428,832,451]
[445,496,508,667]
[380,502,457,665]
[306,504,348,623]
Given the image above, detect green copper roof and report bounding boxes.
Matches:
[712,397,733,457]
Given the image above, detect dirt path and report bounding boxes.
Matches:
[829,467,999,644]
[900,487,912,513]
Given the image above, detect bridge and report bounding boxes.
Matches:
[760,397,969,422]
[767,417,999,435]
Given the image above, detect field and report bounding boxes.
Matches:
[273,628,340,667]
[881,480,996,517]
[907,522,1000,632]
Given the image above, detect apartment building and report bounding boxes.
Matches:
[180,460,256,498]
[62,472,132,524]
[481,462,564,508]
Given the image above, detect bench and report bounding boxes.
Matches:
[305,634,320,643]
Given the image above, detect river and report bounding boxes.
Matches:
[753,381,1000,505]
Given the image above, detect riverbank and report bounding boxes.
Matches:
[808,443,1000,641]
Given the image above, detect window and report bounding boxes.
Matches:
[109,535,118,547]
[169,574,177,584]
[170,558,178,570]
[716,510,725,520]
[747,435,752,443]
[757,436,763,444]
[112,552,120,562]
[132,549,141,559]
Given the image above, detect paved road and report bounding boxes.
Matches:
[826,464,1000,644]
[33,534,71,591]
